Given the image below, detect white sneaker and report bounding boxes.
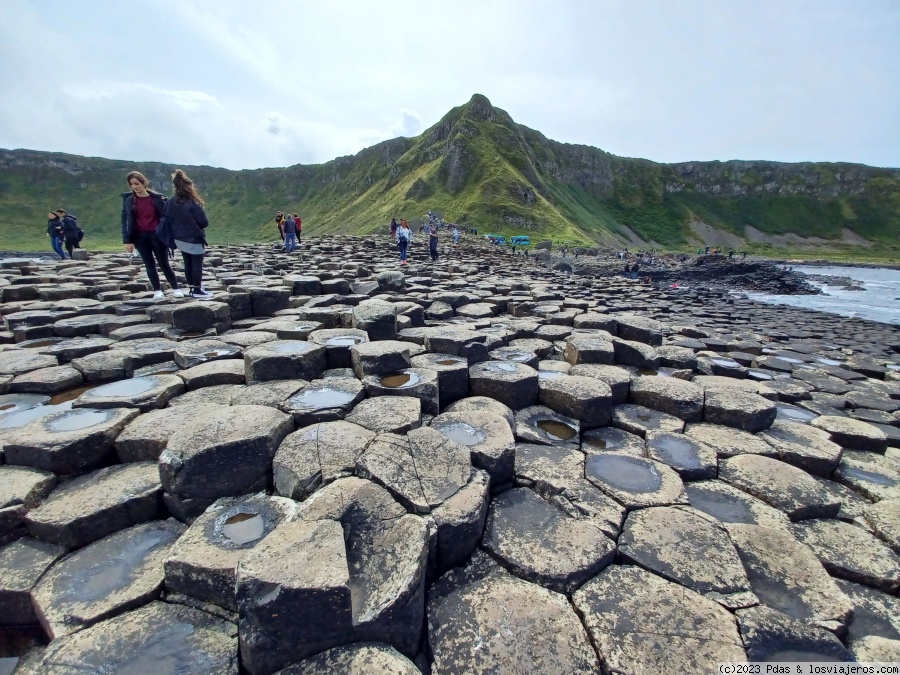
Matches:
[172,289,185,298]
[152,290,165,300]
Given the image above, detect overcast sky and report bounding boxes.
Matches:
[2,0,898,170]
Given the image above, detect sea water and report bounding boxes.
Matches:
[747,266,900,326]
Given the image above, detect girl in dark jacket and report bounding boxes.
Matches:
[165,170,212,299]
[121,171,183,299]
[47,213,65,259]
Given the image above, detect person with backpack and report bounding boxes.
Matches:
[55,209,81,258]
[293,214,302,246]
[428,223,439,261]
[46,212,65,260]
[283,214,298,253]
[397,219,412,265]
[121,171,183,299]
[165,170,212,299]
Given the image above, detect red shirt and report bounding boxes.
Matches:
[134,195,159,233]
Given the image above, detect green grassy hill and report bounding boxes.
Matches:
[2,94,899,255]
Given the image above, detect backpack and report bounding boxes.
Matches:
[77,227,85,242]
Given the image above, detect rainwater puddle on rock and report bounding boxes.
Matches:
[0,402,72,429]
[435,422,485,446]
[710,358,741,369]
[649,435,702,469]
[86,377,156,398]
[776,404,818,424]
[222,512,265,545]
[290,387,355,409]
[16,339,62,349]
[380,372,421,388]
[485,362,517,373]
[686,487,755,524]
[776,355,805,364]
[134,362,180,377]
[747,369,775,380]
[272,342,311,354]
[0,393,50,414]
[841,465,896,487]
[436,359,462,366]
[202,349,234,358]
[538,370,565,380]
[816,357,844,367]
[498,350,531,362]
[326,336,364,347]
[585,454,662,493]
[108,622,197,674]
[47,409,114,432]
[49,384,101,405]
[536,419,577,441]
[583,428,638,452]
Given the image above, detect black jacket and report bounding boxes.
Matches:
[60,215,80,241]
[47,218,62,236]
[121,191,168,244]
[165,197,209,244]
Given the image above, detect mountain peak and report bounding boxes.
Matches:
[464,93,498,122]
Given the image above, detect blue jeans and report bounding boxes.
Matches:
[398,239,408,261]
[285,232,297,252]
[50,236,65,259]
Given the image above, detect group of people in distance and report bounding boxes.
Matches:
[274,211,302,252]
[45,209,82,260]
[389,216,455,265]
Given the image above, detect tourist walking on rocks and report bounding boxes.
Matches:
[47,212,65,260]
[121,171,183,299]
[166,170,212,299]
[453,226,459,244]
[293,214,302,246]
[390,218,398,239]
[56,209,81,258]
[283,214,298,253]
[631,262,640,280]
[397,219,412,265]
[428,223,439,261]
[275,212,285,243]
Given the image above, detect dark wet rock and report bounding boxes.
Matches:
[244,340,327,383]
[613,313,663,346]
[585,452,688,510]
[4,406,139,474]
[572,564,746,673]
[71,374,184,411]
[538,374,612,428]
[114,404,226,463]
[430,410,516,487]
[423,327,490,364]
[810,414,888,452]
[19,600,239,674]
[792,518,900,593]
[238,478,427,672]
[611,403,685,437]
[703,388,776,432]
[736,605,854,662]
[514,405,580,447]
[349,340,411,379]
[308,328,370,369]
[758,419,843,476]
[0,537,67,625]
[410,353,469,404]
[645,430,717,480]
[32,519,185,639]
[356,428,471,514]
[169,300,231,332]
[684,422,777,459]
[612,337,660,369]
[618,505,757,608]
[363,367,440,415]
[273,420,376,501]
[428,551,599,675]
[629,376,704,423]
[280,378,365,425]
[345,395,421,434]
[26,462,161,549]
[165,494,297,611]
[351,300,398,341]
[275,642,420,675]
[159,405,293,518]
[720,454,840,521]
[468,360,538,410]
[728,524,853,632]
[864,500,900,552]
[581,426,646,456]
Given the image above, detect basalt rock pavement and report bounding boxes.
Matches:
[1,236,899,673]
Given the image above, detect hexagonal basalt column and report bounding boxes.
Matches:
[279,378,365,426]
[362,367,440,415]
[244,340,326,383]
[468,361,539,411]
[71,374,185,412]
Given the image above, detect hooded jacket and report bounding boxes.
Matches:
[165,197,209,245]
[47,218,62,237]
[121,191,168,244]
